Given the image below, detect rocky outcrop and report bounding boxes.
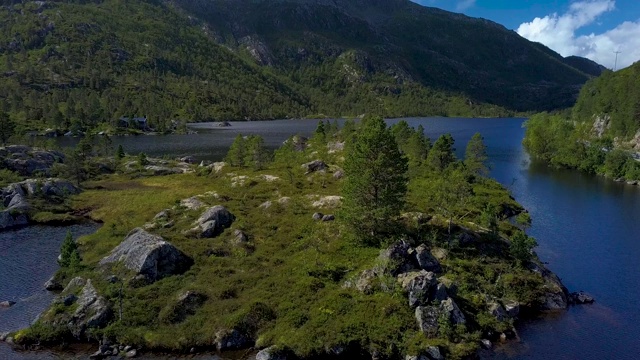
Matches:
[569,291,595,304]
[0,145,65,176]
[44,275,63,291]
[44,278,112,339]
[591,114,611,138]
[379,240,415,276]
[68,280,112,338]
[0,178,81,230]
[99,228,193,283]
[195,206,235,238]
[414,244,442,273]
[302,160,328,174]
[415,298,465,337]
[529,262,570,310]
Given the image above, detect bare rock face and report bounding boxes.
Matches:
[99,228,193,283]
[0,146,65,176]
[43,278,112,339]
[196,206,236,238]
[414,244,442,273]
[68,280,112,338]
[529,262,569,310]
[415,298,465,337]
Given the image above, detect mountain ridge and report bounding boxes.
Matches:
[172,0,599,111]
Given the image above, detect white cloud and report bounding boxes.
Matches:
[517,0,640,70]
[456,0,475,11]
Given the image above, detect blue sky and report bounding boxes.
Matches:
[412,0,640,69]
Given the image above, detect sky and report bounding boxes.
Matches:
[411,0,640,70]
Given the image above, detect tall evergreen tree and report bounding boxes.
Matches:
[342,115,408,245]
[427,133,456,171]
[464,132,489,176]
[59,230,81,269]
[225,134,247,167]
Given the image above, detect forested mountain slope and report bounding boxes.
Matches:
[523,61,640,181]
[172,0,596,112]
[0,0,604,134]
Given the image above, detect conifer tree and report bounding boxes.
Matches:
[225,134,246,167]
[342,115,408,245]
[59,230,81,269]
[427,133,456,171]
[465,132,489,176]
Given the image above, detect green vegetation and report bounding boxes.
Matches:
[175,0,593,112]
[0,0,603,139]
[58,230,82,270]
[342,116,408,245]
[523,61,640,181]
[9,119,560,360]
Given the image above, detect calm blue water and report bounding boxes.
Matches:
[3,118,640,359]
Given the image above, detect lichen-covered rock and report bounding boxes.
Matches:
[68,280,112,338]
[425,346,444,360]
[379,241,415,276]
[180,197,204,210]
[196,206,235,238]
[415,297,466,337]
[233,229,249,244]
[99,228,193,283]
[405,271,437,308]
[44,275,63,291]
[415,305,440,337]
[441,298,466,325]
[414,244,442,273]
[312,212,323,221]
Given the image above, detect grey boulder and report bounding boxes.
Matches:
[414,244,442,273]
[99,228,193,283]
[196,206,235,238]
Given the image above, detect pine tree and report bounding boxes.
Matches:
[342,115,408,245]
[116,144,125,160]
[225,134,247,167]
[59,230,81,269]
[427,133,456,171]
[465,132,489,176]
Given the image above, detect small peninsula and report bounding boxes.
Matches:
[1,117,589,359]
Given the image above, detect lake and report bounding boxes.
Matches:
[2,117,639,359]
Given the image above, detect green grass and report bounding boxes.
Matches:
[17,142,552,359]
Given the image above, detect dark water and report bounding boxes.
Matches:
[0,224,101,359]
[4,118,640,359]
